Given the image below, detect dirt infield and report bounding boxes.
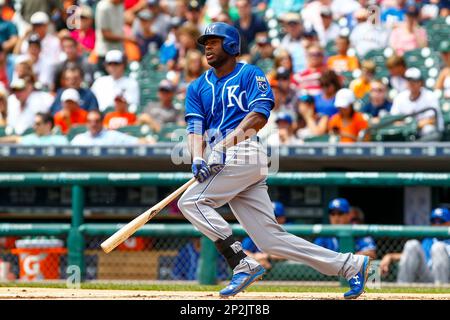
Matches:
[1,287,449,300]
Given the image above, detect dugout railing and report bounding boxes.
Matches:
[1,172,450,284]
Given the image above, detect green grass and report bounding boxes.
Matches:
[0,282,449,294]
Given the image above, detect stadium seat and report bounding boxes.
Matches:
[424,17,450,52]
[370,116,418,142]
[304,135,330,143]
[117,125,154,138]
[324,40,337,57]
[20,128,34,136]
[0,126,14,137]
[67,125,87,141]
[157,123,186,142]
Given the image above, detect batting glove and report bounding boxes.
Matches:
[207,145,226,174]
[192,157,211,183]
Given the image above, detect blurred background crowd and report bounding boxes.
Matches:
[0,0,449,146]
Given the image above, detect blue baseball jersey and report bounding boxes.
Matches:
[314,236,377,253]
[421,237,450,265]
[185,62,274,145]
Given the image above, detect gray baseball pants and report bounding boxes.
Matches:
[398,239,449,284]
[178,139,365,279]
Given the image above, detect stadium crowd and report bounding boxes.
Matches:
[0,0,449,145]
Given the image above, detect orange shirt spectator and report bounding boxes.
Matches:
[327,35,359,74]
[54,89,88,134]
[104,111,136,129]
[328,88,368,143]
[349,60,376,99]
[104,92,137,129]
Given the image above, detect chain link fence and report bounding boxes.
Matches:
[2,233,446,284]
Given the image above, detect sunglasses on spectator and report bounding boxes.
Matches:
[106,62,122,66]
[87,118,102,123]
[309,52,323,57]
[33,121,44,127]
[371,87,385,92]
[329,210,346,216]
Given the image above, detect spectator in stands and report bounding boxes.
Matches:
[267,112,299,146]
[21,33,55,91]
[176,24,202,68]
[389,4,428,57]
[7,77,54,135]
[53,36,95,91]
[390,67,443,141]
[134,9,163,57]
[279,13,306,74]
[50,64,99,115]
[328,88,368,143]
[296,94,329,142]
[176,49,205,98]
[293,44,326,96]
[318,6,340,47]
[386,55,408,93]
[54,89,88,135]
[95,0,128,69]
[350,8,390,57]
[314,198,377,259]
[70,5,96,54]
[0,3,18,53]
[172,237,229,281]
[11,56,34,83]
[362,80,392,121]
[0,85,7,126]
[380,207,450,284]
[251,35,274,73]
[71,110,141,145]
[15,12,61,69]
[349,60,376,99]
[301,26,320,49]
[435,40,450,99]
[103,90,137,130]
[0,112,68,145]
[159,17,183,69]
[314,70,341,117]
[234,0,268,55]
[242,201,287,270]
[327,35,359,74]
[271,67,298,118]
[138,79,184,132]
[184,0,204,32]
[267,49,294,83]
[91,50,139,113]
[137,0,173,41]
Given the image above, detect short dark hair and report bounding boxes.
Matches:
[320,70,342,91]
[61,36,77,46]
[62,62,85,79]
[36,112,54,128]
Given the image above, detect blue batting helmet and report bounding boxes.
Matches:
[197,22,240,56]
[430,207,450,224]
[328,198,350,214]
[272,201,285,218]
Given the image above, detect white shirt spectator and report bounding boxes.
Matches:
[20,34,61,71]
[319,22,340,47]
[71,129,139,146]
[6,91,54,135]
[350,22,390,57]
[91,75,140,112]
[280,35,307,73]
[391,88,443,132]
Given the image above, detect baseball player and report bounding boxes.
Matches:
[314,198,377,259]
[178,22,371,298]
[380,207,450,284]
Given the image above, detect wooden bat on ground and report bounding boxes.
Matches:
[101,177,197,253]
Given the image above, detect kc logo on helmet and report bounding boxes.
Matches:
[206,25,215,34]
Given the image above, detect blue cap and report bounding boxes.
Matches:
[328,198,350,214]
[430,208,450,223]
[272,201,285,218]
[275,112,293,124]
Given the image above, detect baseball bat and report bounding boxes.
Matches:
[100,177,197,253]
